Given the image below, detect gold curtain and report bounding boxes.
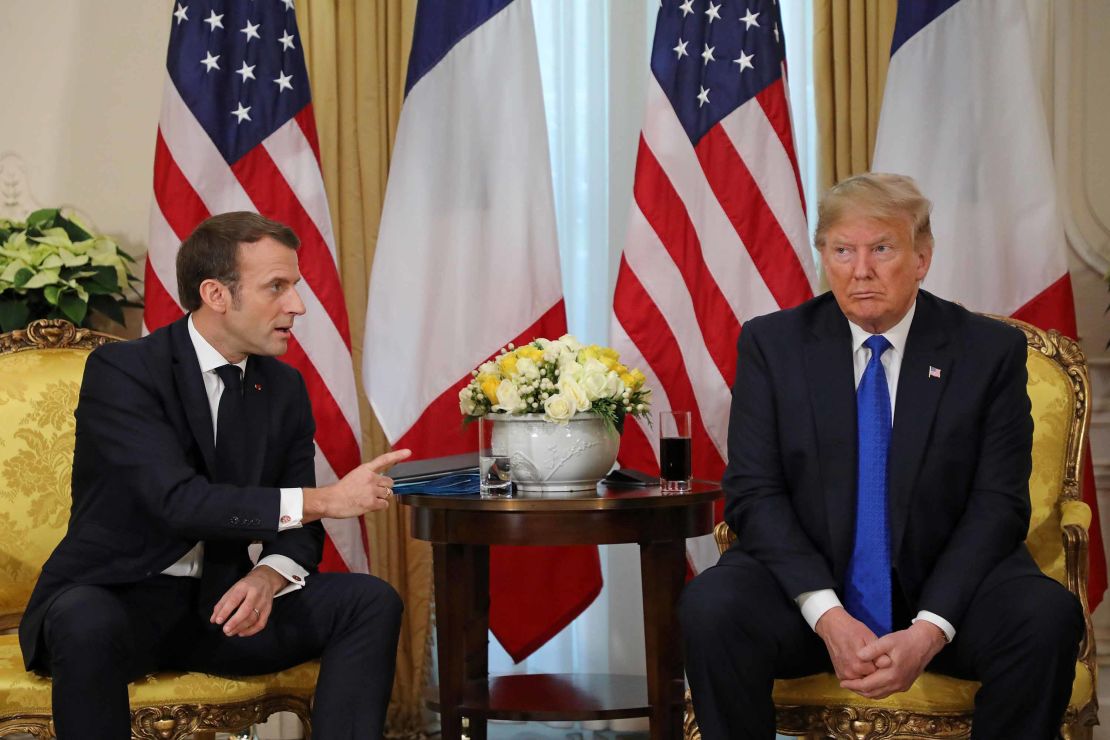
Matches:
[813,0,898,194]
[298,3,429,736]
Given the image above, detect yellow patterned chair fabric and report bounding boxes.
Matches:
[683,316,1098,740]
[0,320,319,739]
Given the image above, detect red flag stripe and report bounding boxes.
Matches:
[613,258,726,480]
[633,136,742,386]
[141,264,187,328]
[393,299,568,457]
[756,79,807,214]
[294,106,323,167]
[694,125,813,310]
[153,131,212,241]
[283,336,362,477]
[229,146,351,345]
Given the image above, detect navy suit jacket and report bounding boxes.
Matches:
[19,316,323,669]
[723,289,1040,628]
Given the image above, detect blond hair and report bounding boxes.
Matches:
[814,172,933,252]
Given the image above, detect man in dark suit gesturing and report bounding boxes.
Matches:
[19,212,411,739]
[681,174,1083,739]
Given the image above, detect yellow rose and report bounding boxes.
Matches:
[619,372,636,388]
[519,346,544,362]
[598,347,619,361]
[599,355,617,370]
[630,369,646,389]
[614,363,628,376]
[481,377,500,403]
[499,353,519,377]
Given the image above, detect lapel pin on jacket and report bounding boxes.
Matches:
[254,383,263,391]
[928,366,942,379]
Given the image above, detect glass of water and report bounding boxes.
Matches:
[478,415,513,497]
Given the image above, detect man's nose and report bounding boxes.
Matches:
[287,287,307,315]
[851,252,875,278]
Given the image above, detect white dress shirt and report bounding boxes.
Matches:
[795,301,956,642]
[160,317,309,597]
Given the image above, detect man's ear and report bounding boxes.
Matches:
[198,278,231,314]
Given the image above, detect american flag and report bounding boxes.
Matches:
[144,0,368,573]
[611,0,815,573]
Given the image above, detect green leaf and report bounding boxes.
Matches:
[57,292,88,325]
[26,208,59,229]
[89,294,125,325]
[0,299,30,332]
[13,267,33,287]
[89,264,120,290]
[22,270,61,289]
[43,284,61,306]
[57,216,92,242]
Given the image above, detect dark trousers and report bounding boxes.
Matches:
[679,548,1084,740]
[39,572,403,739]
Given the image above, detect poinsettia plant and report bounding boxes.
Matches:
[0,209,141,332]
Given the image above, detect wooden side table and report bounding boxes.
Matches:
[399,482,722,740]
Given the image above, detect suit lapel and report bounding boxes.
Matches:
[803,300,858,578]
[170,318,218,476]
[888,292,953,561]
[242,358,269,485]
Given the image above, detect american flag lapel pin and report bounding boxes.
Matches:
[928,366,942,379]
[254,384,263,391]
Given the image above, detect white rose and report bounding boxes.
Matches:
[479,361,498,375]
[558,334,582,352]
[559,376,591,413]
[580,366,610,400]
[516,357,538,378]
[558,356,583,381]
[603,370,622,398]
[493,379,524,413]
[458,387,478,415]
[544,393,575,423]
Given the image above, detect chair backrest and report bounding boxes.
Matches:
[994,315,1091,585]
[0,320,119,630]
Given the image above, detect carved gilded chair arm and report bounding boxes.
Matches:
[1061,501,1094,665]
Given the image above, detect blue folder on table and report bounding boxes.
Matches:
[391,453,480,495]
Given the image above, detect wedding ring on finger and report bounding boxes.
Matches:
[252,608,260,618]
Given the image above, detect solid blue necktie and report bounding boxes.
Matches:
[845,335,893,636]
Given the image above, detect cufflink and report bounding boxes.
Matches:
[280,515,292,525]
[292,575,302,582]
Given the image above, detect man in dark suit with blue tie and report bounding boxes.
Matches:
[19,212,411,739]
[680,173,1083,739]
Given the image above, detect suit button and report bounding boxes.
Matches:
[230,516,240,525]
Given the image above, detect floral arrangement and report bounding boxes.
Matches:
[0,209,141,332]
[459,334,652,428]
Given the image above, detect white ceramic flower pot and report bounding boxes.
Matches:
[489,412,620,494]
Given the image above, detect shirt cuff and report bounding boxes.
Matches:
[277,487,303,531]
[913,610,956,643]
[796,589,842,631]
[256,555,309,598]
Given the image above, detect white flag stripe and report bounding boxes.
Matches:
[292,288,361,435]
[623,208,731,459]
[158,79,255,213]
[718,101,814,280]
[686,533,720,575]
[609,322,666,466]
[641,81,781,323]
[261,119,339,261]
[313,453,369,573]
[147,205,183,303]
[872,0,1066,315]
[365,1,562,443]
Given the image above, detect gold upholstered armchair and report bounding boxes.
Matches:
[684,316,1099,740]
[0,320,319,739]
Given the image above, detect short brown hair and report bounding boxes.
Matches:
[815,172,934,252]
[176,212,299,312]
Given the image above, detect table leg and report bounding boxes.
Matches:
[433,543,490,740]
[640,539,687,740]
